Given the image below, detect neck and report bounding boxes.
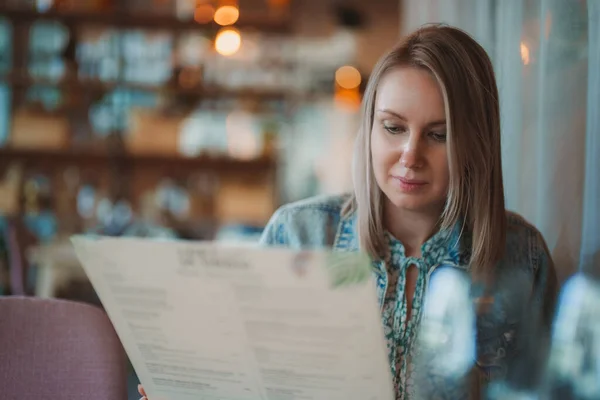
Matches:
[384,200,441,257]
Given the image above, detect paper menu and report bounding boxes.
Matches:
[71,236,394,400]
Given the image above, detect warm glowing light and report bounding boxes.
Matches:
[214,5,239,26]
[335,66,362,90]
[194,3,215,24]
[215,28,241,56]
[520,42,530,65]
[334,87,361,111]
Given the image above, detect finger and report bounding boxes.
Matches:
[138,384,147,396]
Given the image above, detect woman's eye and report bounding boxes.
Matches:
[430,131,447,142]
[383,124,405,134]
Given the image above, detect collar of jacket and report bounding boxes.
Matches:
[332,210,471,271]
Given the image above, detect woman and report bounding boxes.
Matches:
[259,24,557,398]
[140,25,557,400]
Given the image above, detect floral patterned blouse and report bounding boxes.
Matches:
[380,226,463,399]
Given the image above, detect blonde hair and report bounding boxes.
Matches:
[343,25,506,277]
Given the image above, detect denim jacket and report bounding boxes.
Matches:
[260,194,558,399]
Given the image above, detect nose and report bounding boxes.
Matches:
[400,132,424,169]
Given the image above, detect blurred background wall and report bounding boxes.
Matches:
[0,0,401,300]
[0,0,597,298]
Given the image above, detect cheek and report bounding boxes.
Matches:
[431,154,450,190]
[371,130,397,168]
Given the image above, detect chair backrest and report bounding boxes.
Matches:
[0,296,127,400]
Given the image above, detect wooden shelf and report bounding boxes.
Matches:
[0,147,277,173]
[1,73,293,101]
[0,7,292,33]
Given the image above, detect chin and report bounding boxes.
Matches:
[385,193,433,212]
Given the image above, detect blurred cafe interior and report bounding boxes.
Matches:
[0,0,402,301]
[0,0,598,302]
[0,0,598,397]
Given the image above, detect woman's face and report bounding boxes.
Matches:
[371,66,450,215]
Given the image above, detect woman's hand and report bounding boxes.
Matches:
[138,384,148,400]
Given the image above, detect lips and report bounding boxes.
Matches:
[393,176,427,185]
[392,176,428,192]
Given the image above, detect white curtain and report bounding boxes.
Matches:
[582,0,600,274]
[401,0,598,281]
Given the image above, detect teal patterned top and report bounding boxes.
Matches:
[381,226,462,399]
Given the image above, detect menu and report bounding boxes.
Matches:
[71,236,394,400]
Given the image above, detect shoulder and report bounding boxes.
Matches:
[259,193,351,248]
[278,193,349,215]
[474,212,557,382]
[504,211,552,273]
[496,211,557,322]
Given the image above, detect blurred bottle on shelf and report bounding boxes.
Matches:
[178,102,228,157]
[261,119,279,158]
[155,178,191,221]
[21,174,58,244]
[175,0,195,20]
[121,190,178,239]
[0,164,23,216]
[122,30,173,86]
[92,197,133,236]
[76,28,120,82]
[0,18,12,71]
[225,108,262,160]
[0,18,11,147]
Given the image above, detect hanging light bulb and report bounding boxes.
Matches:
[215,27,241,56]
[335,65,361,90]
[214,5,239,26]
[334,88,361,112]
[334,65,362,111]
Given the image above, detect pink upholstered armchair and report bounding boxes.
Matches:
[0,296,127,400]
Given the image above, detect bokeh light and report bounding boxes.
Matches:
[520,42,530,65]
[214,6,240,26]
[335,65,361,90]
[215,27,241,56]
[226,110,260,160]
[194,3,216,24]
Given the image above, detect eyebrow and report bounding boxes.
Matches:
[376,108,446,127]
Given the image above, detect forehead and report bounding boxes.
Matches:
[375,67,446,119]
